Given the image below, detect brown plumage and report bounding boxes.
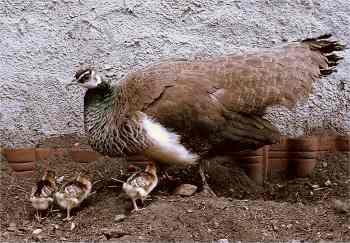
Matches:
[54,174,92,221]
[122,161,158,212]
[30,170,57,220]
[67,34,345,192]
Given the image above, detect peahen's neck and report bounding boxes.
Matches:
[83,79,147,157]
[83,81,118,154]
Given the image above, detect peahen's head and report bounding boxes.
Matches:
[67,67,102,89]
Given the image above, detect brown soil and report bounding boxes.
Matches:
[0,137,349,241]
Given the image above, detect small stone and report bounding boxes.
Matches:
[74,142,80,147]
[310,191,314,196]
[333,199,350,213]
[32,228,43,235]
[57,176,65,183]
[217,239,229,243]
[114,214,127,222]
[324,180,332,186]
[70,222,76,231]
[174,184,197,196]
[312,184,320,189]
[322,162,328,168]
[60,237,67,241]
[186,209,193,213]
[287,224,293,229]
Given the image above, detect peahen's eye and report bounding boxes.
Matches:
[76,71,91,83]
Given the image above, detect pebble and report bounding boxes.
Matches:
[333,199,350,213]
[322,162,328,168]
[217,239,229,243]
[70,222,76,231]
[114,214,127,222]
[32,229,43,235]
[174,184,197,196]
[52,224,60,230]
[324,180,332,186]
[312,184,320,189]
[57,176,65,183]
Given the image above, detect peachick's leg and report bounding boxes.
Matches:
[131,198,139,212]
[35,209,41,222]
[199,160,216,197]
[63,206,72,221]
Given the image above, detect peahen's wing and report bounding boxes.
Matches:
[118,34,345,150]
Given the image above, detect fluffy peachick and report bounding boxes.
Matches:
[30,170,58,221]
[54,174,92,221]
[121,161,158,212]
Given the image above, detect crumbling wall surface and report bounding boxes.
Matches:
[0,0,349,147]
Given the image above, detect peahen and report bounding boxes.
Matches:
[66,34,345,194]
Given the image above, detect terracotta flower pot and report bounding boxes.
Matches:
[9,161,36,171]
[13,170,36,177]
[318,136,336,153]
[71,149,100,163]
[287,136,319,151]
[36,148,52,160]
[4,148,37,176]
[4,148,36,162]
[290,158,317,177]
[287,151,318,159]
[230,147,264,157]
[269,151,289,158]
[270,137,288,151]
[335,135,350,151]
[269,158,289,175]
[241,163,263,185]
[236,156,263,164]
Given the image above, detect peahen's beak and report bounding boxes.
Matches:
[65,79,78,89]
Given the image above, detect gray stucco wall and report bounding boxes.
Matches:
[0,0,349,147]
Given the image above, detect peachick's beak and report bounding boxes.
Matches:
[65,79,78,89]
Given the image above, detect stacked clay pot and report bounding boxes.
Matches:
[4,147,37,176]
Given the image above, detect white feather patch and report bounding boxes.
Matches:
[141,115,198,166]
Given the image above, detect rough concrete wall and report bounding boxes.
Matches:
[0,0,349,147]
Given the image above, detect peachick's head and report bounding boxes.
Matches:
[67,67,102,89]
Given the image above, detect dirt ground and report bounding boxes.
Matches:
[0,139,349,241]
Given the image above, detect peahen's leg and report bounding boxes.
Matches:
[199,160,216,197]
